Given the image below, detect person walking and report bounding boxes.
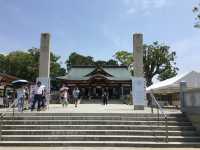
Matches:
[73,87,80,108]
[102,90,108,106]
[60,85,69,107]
[16,86,26,112]
[31,81,44,111]
[40,85,47,110]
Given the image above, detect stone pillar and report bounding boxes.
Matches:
[133,33,144,77]
[180,81,187,113]
[132,33,145,110]
[39,33,50,77]
[37,33,51,107]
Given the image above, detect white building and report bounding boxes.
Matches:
[146,71,200,107]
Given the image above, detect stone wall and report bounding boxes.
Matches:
[187,113,200,135]
[181,87,200,135]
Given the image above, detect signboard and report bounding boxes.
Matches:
[132,77,145,106]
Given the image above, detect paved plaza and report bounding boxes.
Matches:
[0,147,199,150]
[46,103,180,114]
[0,102,180,114]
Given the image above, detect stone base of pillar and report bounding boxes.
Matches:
[134,105,144,110]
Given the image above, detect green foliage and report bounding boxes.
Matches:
[193,2,200,28]
[66,52,118,69]
[67,52,94,66]
[106,59,118,65]
[95,59,118,66]
[114,42,178,86]
[0,48,66,82]
[157,65,178,81]
[6,51,35,81]
[143,42,178,86]
[0,54,6,73]
[114,51,133,65]
[95,60,107,66]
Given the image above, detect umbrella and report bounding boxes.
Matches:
[11,79,28,87]
[60,87,69,92]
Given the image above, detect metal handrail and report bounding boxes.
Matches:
[0,99,17,141]
[149,91,168,143]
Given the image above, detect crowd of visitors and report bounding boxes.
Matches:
[59,85,109,107]
[15,81,47,112]
[59,85,81,108]
[14,82,110,112]
[30,81,46,111]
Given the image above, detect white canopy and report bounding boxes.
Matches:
[146,71,200,94]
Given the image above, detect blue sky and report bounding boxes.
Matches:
[0,0,200,74]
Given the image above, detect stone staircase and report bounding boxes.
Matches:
[0,112,200,147]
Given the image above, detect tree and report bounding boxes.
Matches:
[95,60,107,66]
[66,52,118,69]
[95,59,118,66]
[114,42,178,86]
[193,1,200,28]
[114,51,133,65]
[106,59,118,65]
[0,54,6,73]
[67,52,94,66]
[157,64,177,81]
[0,48,66,82]
[6,51,35,81]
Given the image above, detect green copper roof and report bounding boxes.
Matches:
[57,66,132,81]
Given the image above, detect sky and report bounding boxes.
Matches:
[0,0,200,74]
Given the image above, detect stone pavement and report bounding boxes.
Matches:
[0,147,199,150]
[44,103,180,114]
[0,102,180,114]
[0,102,195,149]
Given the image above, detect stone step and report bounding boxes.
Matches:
[1,112,199,147]
[2,130,197,136]
[2,124,195,131]
[4,116,188,121]
[6,112,184,117]
[2,120,192,126]
[2,135,200,142]
[0,141,200,147]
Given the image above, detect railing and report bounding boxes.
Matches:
[0,99,17,141]
[149,91,168,143]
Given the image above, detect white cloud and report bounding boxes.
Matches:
[142,0,167,9]
[170,33,200,74]
[153,0,168,8]
[126,8,136,14]
[101,24,121,47]
[124,0,168,15]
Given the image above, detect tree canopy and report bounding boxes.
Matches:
[66,52,118,70]
[193,1,200,28]
[114,42,178,86]
[0,48,66,82]
[114,51,133,65]
[1,42,178,87]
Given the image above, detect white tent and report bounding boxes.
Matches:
[146,71,200,94]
